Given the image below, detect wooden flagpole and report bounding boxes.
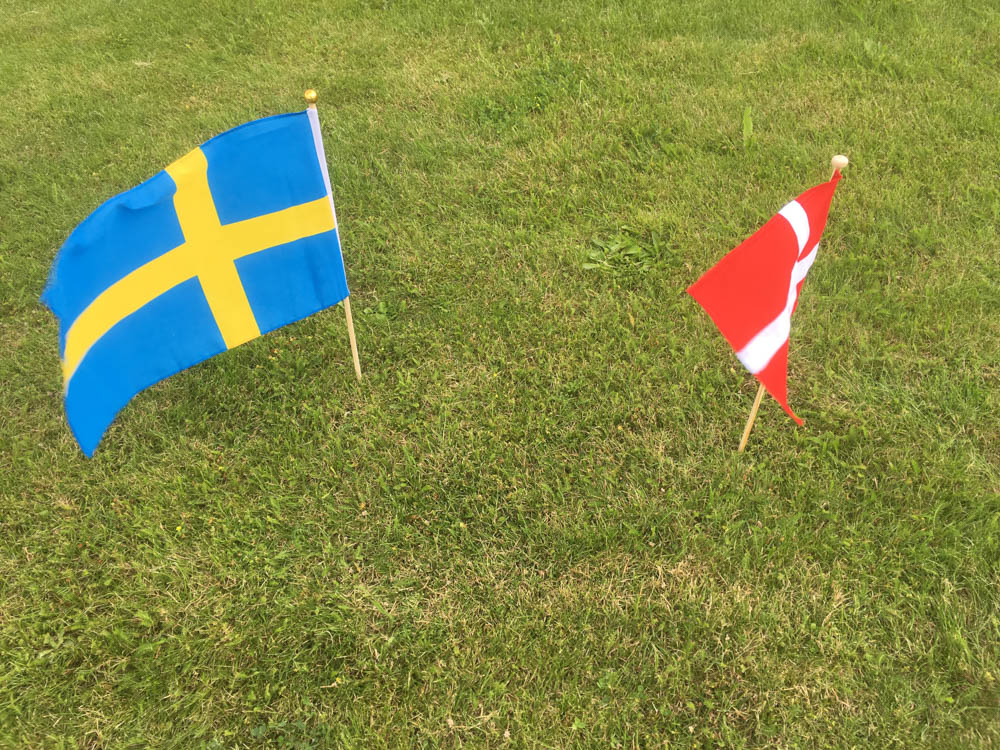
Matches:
[304,88,362,382]
[737,382,767,453]
[737,154,848,452]
[342,297,362,382]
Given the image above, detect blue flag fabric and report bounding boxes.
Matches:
[41,109,350,456]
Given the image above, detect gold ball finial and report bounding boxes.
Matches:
[831,154,849,171]
[304,89,318,105]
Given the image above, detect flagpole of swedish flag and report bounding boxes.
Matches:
[305,88,363,382]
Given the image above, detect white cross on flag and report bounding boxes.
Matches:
[687,170,843,424]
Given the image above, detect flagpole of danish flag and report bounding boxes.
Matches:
[687,155,849,451]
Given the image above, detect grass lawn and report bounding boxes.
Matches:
[1,0,999,746]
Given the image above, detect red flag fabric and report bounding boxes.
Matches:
[687,171,842,424]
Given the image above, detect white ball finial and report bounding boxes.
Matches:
[831,154,849,172]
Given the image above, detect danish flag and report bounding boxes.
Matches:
[687,170,843,424]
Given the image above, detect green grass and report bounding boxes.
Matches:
[2,0,999,746]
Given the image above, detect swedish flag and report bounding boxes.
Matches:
[41,109,350,456]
